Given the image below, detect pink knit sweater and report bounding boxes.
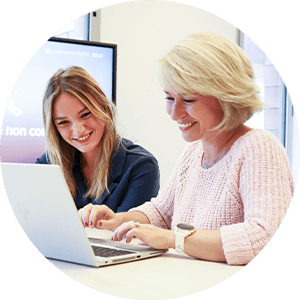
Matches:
[131,129,294,265]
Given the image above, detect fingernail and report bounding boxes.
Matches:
[98,221,102,227]
[85,222,88,227]
[89,221,93,227]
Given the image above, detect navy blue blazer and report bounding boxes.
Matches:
[35,138,160,212]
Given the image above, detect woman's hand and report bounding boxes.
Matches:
[78,204,123,231]
[111,221,175,250]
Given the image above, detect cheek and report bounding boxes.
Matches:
[191,103,213,120]
[94,119,106,134]
[99,123,106,134]
[166,102,172,115]
[206,107,223,125]
[56,128,68,140]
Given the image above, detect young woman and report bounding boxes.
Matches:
[78,33,294,265]
[36,66,160,215]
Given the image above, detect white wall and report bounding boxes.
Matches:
[93,1,237,186]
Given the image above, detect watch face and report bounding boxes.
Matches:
[177,223,194,230]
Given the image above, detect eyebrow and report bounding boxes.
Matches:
[54,107,89,121]
[164,90,174,95]
[164,90,188,97]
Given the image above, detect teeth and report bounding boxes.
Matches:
[178,123,193,128]
[77,133,91,141]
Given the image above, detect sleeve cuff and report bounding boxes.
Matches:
[129,202,169,229]
[220,223,255,265]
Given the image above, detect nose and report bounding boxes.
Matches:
[71,120,85,137]
[167,99,186,121]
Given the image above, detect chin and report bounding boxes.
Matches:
[182,133,201,143]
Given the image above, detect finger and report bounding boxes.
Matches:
[96,219,116,231]
[88,206,98,228]
[78,208,84,225]
[79,207,85,225]
[81,204,93,227]
[125,228,137,244]
[89,205,112,228]
[112,222,133,241]
[112,223,126,241]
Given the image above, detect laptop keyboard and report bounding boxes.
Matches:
[91,245,134,257]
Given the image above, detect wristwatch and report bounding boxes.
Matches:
[174,223,196,254]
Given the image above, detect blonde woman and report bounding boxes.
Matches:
[79,33,294,265]
[36,66,159,218]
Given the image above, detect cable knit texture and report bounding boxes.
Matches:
[130,129,294,265]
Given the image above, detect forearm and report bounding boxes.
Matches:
[168,229,226,262]
[118,210,150,225]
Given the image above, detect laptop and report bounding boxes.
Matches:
[1,162,167,267]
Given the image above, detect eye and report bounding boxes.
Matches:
[57,120,68,126]
[183,99,195,103]
[81,111,91,118]
[165,97,175,101]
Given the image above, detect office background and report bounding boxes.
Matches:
[1,1,299,186]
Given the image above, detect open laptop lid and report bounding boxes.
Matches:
[2,163,99,267]
[1,163,166,267]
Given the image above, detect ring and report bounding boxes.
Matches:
[130,220,140,228]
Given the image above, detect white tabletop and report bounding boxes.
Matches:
[49,228,243,299]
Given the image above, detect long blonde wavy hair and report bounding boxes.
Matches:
[42,66,120,199]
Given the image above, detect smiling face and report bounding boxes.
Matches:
[165,89,224,143]
[53,92,105,157]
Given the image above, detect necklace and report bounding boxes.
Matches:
[203,127,239,170]
[203,151,223,170]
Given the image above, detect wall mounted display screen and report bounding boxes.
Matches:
[0,37,117,163]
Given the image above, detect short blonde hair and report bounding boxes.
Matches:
[159,32,266,130]
[43,66,120,199]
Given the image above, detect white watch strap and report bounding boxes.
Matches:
[175,231,186,253]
